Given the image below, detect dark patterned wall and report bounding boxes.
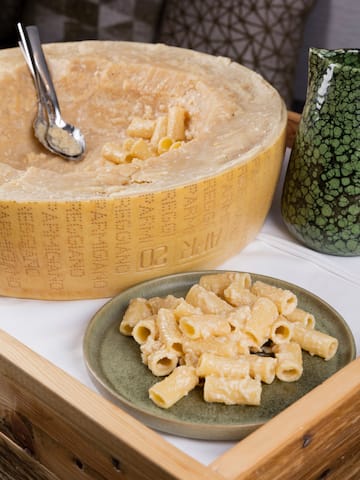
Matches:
[1,0,315,107]
[21,0,164,42]
[157,0,316,106]
[1,0,165,46]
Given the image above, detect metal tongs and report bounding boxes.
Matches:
[17,23,85,161]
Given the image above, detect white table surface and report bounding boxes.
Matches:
[1,151,359,465]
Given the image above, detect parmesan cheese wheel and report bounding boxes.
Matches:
[0,41,287,299]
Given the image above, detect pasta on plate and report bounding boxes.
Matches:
[119,272,339,409]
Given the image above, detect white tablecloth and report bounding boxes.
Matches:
[1,151,359,465]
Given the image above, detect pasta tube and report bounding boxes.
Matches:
[130,138,154,160]
[119,298,152,335]
[269,317,294,344]
[174,298,202,318]
[101,142,133,164]
[167,105,186,141]
[232,332,252,355]
[185,284,233,314]
[122,137,135,151]
[285,308,315,329]
[248,355,277,384]
[273,342,303,382]
[224,284,257,307]
[251,280,297,315]
[204,376,261,405]
[140,338,162,365]
[149,366,198,408]
[169,141,182,150]
[196,352,249,378]
[199,271,251,297]
[148,294,182,314]
[244,297,278,347]
[150,115,167,146]
[132,317,157,344]
[147,349,178,376]
[226,306,251,332]
[157,136,173,154]
[126,117,155,138]
[156,308,184,355]
[179,314,231,339]
[292,324,338,360]
[183,336,238,358]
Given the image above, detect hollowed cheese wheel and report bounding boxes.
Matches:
[0,41,287,299]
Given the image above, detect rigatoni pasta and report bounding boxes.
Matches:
[167,105,186,141]
[132,317,157,344]
[179,313,231,339]
[244,297,278,347]
[269,316,294,344]
[118,272,339,409]
[147,349,179,376]
[149,366,198,408]
[199,271,251,297]
[251,280,297,315]
[119,297,152,336]
[102,105,189,165]
[286,308,316,329]
[196,352,250,379]
[204,376,262,405]
[156,308,183,355]
[273,342,303,382]
[292,324,338,360]
[185,284,233,314]
[248,354,277,384]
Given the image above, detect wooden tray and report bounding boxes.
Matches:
[1,329,359,480]
[1,112,360,480]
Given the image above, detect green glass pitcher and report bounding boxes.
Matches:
[281,48,360,256]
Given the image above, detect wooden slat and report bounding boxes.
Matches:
[2,324,359,480]
[211,357,360,480]
[286,111,301,148]
[0,432,60,480]
[0,329,223,480]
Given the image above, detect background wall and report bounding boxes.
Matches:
[293,0,360,108]
[1,0,359,111]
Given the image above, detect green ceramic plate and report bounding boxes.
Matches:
[83,270,356,440]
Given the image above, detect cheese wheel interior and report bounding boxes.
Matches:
[0,41,286,201]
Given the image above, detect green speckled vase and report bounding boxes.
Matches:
[281,48,360,256]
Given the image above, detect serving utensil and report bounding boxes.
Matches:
[17,23,85,161]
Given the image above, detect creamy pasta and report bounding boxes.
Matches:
[119,272,339,409]
[102,105,188,165]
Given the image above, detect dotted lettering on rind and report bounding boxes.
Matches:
[18,206,41,276]
[138,245,169,270]
[0,205,19,282]
[138,194,156,243]
[90,201,109,289]
[160,190,177,236]
[114,199,132,274]
[66,204,86,277]
[176,228,223,263]
[41,204,64,291]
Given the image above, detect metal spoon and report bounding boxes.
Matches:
[17,23,85,161]
[17,24,48,149]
